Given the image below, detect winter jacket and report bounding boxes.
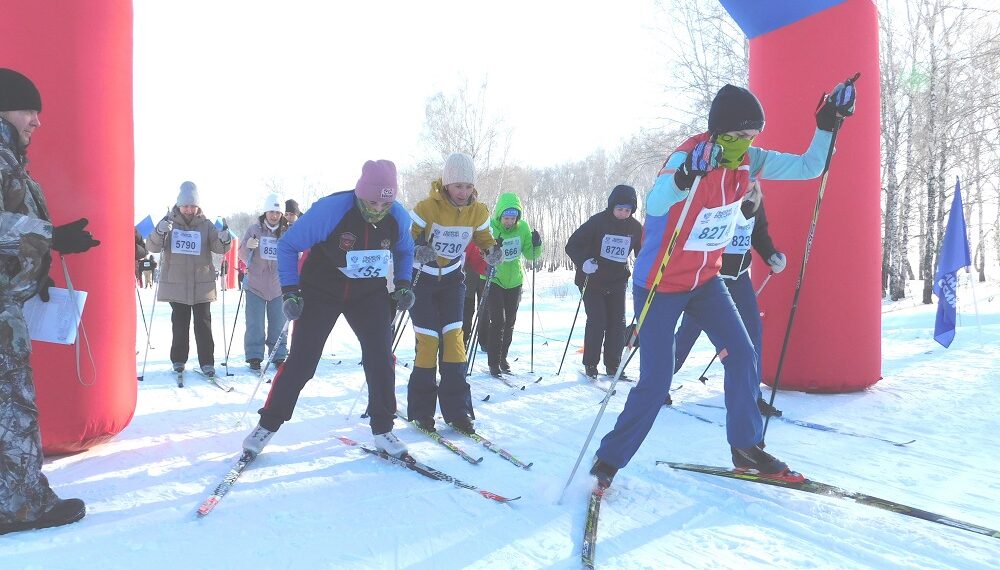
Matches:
[277,190,413,302]
[410,180,495,277]
[0,118,53,304]
[565,185,643,290]
[239,215,288,301]
[147,206,231,305]
[720,199,778,279]
[135,228,147,260]
[487,192,542,289]
[635,128,831,293]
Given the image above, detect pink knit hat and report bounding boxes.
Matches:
[355,160,398,202]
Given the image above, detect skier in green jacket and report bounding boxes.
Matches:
[485,192,542,377]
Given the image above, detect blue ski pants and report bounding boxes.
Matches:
[596,276,762,468]
[673,272,763,399]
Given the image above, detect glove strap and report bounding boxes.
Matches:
[60,255,97,387]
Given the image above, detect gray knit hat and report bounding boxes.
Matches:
[177,181,200,207]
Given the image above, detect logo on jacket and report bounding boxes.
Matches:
[339,232,357,252]
[381,239,391,250]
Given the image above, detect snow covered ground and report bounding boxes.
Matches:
[2,271,999,569]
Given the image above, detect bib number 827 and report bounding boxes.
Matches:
[698,225,728,240]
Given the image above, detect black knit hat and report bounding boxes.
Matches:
[284,199,302,215]
[0,69,42,112]
[707,85,764,135]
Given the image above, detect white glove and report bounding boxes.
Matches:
[245,237,259,250]
[768,252,786,274]
[156,219,173,234]
[582,258,599,274]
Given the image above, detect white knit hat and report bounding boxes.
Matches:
[262,192,283,213]
[442,152,475,186]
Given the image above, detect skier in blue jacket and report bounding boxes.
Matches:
[242,160,415,459]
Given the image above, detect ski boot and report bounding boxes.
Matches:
[373,431,409,459]
[590,456,618,490]
[731,444,803,482]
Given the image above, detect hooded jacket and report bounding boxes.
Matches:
[239,214,289,301]
[487,192,542,289]
[147,206,232,305]
[565,185,643,290]
[410,180,495,277]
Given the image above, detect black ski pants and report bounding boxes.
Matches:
[259,284,396,435]
[487,284,521,367]
[169,302,215,367]
[582,282,626,371]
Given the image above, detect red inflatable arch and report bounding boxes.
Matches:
[1,0,136,452]
[720,0,881,392]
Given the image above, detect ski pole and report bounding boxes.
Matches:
[530,257,536,373]
[137,271,161,381]
[391,269,422,355]
[237,320,290,428]
[763,72,859,441]
[696,271,774,383]
[136,285,150,345]
[466,263,498,375]
[556,275,589,376]
[220,259,229,377]
[559,174,704,504]
[345,376,368,421]
[222,289,244,367]
[224,248,254,367]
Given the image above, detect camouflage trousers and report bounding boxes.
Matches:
[0,301,58,523]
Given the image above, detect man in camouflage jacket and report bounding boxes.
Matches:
[0,68,99,534]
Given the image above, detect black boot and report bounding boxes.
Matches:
[500,358,512,373]
[450,415,475,434]
[589,457,618,489]
[488,364,503,378]
[248,358,262,371]
[0,498,86,535]
[411,416,436,433]
[584,365,599,379]
[757,397,782,417]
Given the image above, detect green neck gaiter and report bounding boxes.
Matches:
[717,136,754,169]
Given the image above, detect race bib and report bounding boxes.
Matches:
[724,213,756,255]
[683,202,742,252]
[430,224,472,260]
[600,234,631,263]
[171,229,202,256]
[501,237,522,261]
[340,249,392,279]
[259,236,278,261]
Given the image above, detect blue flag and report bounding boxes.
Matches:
[135,215,155,239]
[933,178,971,347]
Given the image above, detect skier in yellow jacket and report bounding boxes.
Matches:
[407,152,501,434]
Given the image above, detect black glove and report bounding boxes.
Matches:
[282,287,304,321]
[531,230,542,247]
[392,287,415,312]
[38,276,55,302]
[675,141,721,190]
[815,80,857,131]
[52,218,100,254]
